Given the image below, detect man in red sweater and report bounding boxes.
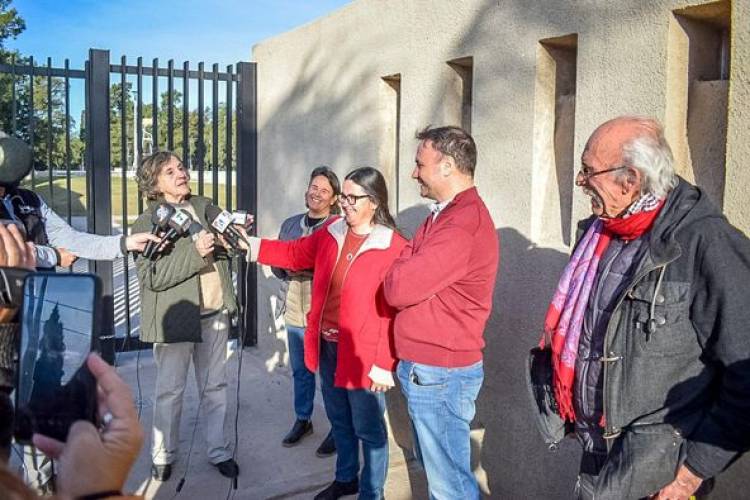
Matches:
[384,126,499,500]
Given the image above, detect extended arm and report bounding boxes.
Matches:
[40,197,125,261]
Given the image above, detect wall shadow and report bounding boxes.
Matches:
[256,263,290,371]
[662,360,750,499]
[382,204,435,499]
[478,227,581,498]
[395,204,431,239]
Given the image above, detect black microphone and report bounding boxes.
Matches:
[205,204,246,251]
[188,221,204,241]
[142,203,175,258]
[150,209,193,259]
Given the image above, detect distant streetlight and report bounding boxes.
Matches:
[131,92,154,170]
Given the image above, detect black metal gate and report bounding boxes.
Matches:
[0,48,258,357]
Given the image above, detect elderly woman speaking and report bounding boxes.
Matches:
[133,151,239,483]
[239,167,406,500]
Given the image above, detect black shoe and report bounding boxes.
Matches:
[282,419,313,447]
[315,431,337,457]
[214,459,240,479]
[313,479,359,500]
[151,463,172,482]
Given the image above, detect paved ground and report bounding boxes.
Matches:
[62,218,488,499]
[116,345,437,500]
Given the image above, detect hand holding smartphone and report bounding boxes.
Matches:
[14,272,102,444]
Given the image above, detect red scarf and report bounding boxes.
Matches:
[545,199,664,423]
[601,199,665,240]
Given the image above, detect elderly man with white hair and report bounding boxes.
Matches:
[529,116,750,499]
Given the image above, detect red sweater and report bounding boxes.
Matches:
[258,218,408,389]
[384,187,499,367]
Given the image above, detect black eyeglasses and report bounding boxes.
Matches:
[339,194,370,205]
[577,165,628,183]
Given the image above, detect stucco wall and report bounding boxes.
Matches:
[251,0,749,497]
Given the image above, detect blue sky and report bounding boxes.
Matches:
[8,0,352,68]
[5,0,352,130]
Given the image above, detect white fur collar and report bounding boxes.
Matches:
[326,218,394,259]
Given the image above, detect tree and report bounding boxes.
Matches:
[0,0,26,133]
[110,82,134,168]
[0,0,24,51]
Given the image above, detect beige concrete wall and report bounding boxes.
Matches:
[251,0,749,497]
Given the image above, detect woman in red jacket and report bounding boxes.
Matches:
[242,167,406,500]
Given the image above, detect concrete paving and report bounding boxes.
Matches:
[48,219,487,499]
[116,344,433,500]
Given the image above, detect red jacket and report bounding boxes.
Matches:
[258,217,408,389]
[384,187,499,367]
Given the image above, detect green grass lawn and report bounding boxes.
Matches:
[22,175,233,223]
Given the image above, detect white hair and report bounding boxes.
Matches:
[618,120,678,199]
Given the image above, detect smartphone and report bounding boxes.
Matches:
[13,272,102,444]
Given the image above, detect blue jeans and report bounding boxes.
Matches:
[397,360,484,500]
[320,340,388,500]
[287,325,315,420]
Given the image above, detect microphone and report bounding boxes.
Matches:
[150,209,193,259]
[143,203,175,258]
[205,204,246,251]
[188,221,204,241]
[231,210,248,226]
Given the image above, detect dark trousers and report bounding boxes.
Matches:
[319,340,388,500]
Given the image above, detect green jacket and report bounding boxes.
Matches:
[133,195,238,344]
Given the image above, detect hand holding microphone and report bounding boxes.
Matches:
[143,204,175,258]
[149,209,193,259]
[194,230,215,257]
[205,204,249,252]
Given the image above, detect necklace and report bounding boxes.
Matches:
[345,230,368,261]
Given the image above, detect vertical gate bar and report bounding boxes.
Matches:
[197,62,204,196]
[46,57,53,202]
[225,65,233,211]
[64,59,72,225]
[212,63,219,204]
[182,61,189,170]
[167,59,174,151]
[136,57,144,214]
[84,60,89,229]
[86,49,116,362]
[152,58,158,151]
[235,62,257,347]
[11,54,16,135]
[29,56,35,186]
[120,55,132,344]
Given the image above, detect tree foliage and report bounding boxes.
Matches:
[0,1,86,170]
[0,0,24,52]
[111,87,234,171]
[0,0,25,135]
[1,1,234,173]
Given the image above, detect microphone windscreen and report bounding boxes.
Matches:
[167,209,193,234]
[151,204,175,227]
[205,204,223,222]
[206,204,233,233]
[0,134,33,186]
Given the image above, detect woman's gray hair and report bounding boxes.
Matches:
[619,118,678,199]
[136,151,183,200]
